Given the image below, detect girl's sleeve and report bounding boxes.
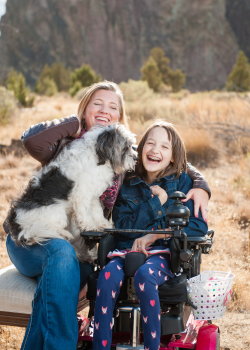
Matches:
[21,115,79,165]
[178,173,208,236]
[113,190,166,238]
[187,162,211,198]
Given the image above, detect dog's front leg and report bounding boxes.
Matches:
[91,198,114,230]
[71,190,99,231]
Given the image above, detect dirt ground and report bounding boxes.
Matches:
[0,94,250,349]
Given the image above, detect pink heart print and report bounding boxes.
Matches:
[102,340,107,347]
[150,299,155,307]
[105,272,110,280]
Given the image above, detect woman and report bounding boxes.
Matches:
[4,81,210,350]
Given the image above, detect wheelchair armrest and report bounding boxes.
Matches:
[80,231,109,241]
[98,234,115,268]
[185,235,208,243]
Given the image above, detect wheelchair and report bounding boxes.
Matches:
[79,192,220,350]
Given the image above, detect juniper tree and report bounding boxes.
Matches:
[226,51,250,92]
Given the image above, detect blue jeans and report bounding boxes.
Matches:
[6,234,93,350]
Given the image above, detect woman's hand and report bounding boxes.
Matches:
[132,234,158,256]
[182,188,209,221]
[150,185,168,205]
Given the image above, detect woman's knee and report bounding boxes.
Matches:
[44,239,80,278]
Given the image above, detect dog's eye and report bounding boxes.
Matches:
[122,147,129,158]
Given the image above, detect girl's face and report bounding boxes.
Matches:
[84,89,120,130]
[142,127,173,181]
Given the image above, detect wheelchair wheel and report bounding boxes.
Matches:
[77,341,92,350]
[215,332,220,350]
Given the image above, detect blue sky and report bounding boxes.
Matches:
[0,0,6,19]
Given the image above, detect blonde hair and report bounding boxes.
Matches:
[132,120,187,180]
[77,81,129,129]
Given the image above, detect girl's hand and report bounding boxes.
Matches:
[182,188,209,221]
[150,185,168,205]
[131,234,158,257]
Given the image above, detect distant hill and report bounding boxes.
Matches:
[0,0,248,91]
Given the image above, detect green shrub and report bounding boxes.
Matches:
[169,69,186,93]
[119,79,156,102]
[5,68,34,107]
[141,47,186,93]
[35,75,58,96]
[140,56,162,92]
[35,63,71,95]
[49,62,71,91]
[0,87,18,125]
[151,47,171,86]
[226,51,250,92]
[69,81,82,97]
[70,64,101,97]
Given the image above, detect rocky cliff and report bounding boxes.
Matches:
[0,0,245,91]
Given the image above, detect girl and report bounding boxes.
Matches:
[92,120,208,350]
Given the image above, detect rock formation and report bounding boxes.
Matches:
[0,0,246,91]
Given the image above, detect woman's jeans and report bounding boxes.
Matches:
[6,234,93,350]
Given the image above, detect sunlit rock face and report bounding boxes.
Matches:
[0,0,244,91]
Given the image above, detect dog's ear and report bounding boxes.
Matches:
[96,129,115,166]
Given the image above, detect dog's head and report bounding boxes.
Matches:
[95,124,137,174]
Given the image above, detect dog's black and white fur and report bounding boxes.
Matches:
[6,124,137,262]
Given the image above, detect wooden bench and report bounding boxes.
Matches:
[0,265,89,327]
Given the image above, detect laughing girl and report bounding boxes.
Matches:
[92,120,208,350]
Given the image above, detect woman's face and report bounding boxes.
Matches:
[142,127,173,180]
[84,89,120,130]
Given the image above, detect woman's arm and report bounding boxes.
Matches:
[21,115,80,165]
[178,172,208,236]
[187,162,211,196]
[186,162,210,221]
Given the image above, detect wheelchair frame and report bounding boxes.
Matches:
[78,228,220,350]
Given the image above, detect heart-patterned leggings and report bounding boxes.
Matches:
[92,253,174,350]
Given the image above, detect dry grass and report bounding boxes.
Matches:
[0,91,250,349]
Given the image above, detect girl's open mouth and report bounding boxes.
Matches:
[147,155,161,163]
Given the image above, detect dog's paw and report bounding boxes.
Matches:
[98,219,114,230]
[60,229,74,241]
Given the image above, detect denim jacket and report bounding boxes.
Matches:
[112,172,208,250]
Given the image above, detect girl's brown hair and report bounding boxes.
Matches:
[77,80,129,129]
[135,120,187,180]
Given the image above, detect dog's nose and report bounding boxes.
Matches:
[133,155,137,161]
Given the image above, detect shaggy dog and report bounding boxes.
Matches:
[6,124,137,262]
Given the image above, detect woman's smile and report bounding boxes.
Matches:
[84,90,120,130]
[95,115,111,123]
